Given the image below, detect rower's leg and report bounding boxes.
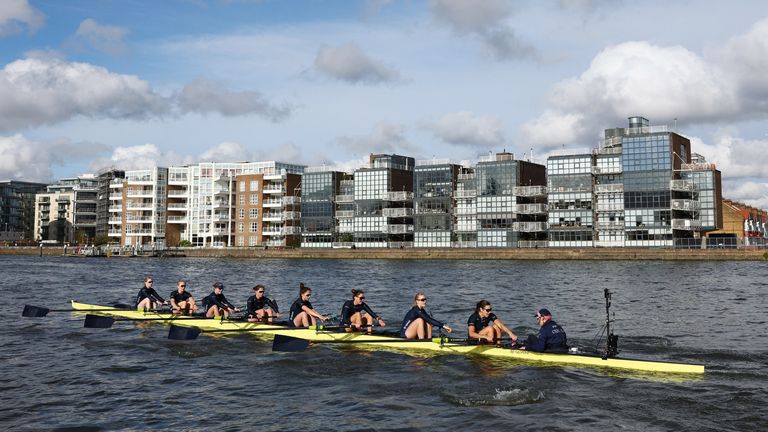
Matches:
[404,318,425,339]
[264,309,274,322]
[137,298,152,310]
[350,312,363,331]
[479,326,495,342]
[426,323,432,338]
[293,312,309,328]
[222,309,231,319]
[206,306,219,318]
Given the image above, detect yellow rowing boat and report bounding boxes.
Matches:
[71,300,705,374]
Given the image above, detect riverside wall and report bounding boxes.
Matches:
[2,246,767,261]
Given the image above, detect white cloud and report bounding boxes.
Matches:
[690,133,768,179]
[430,0,534,61]
[0,58,170,132]
[198,141,250,162]
[178,79,292,121]
[314,43,400,84]
[430,111,506,148]
[0,134,52,181]
[335,123,415,154]
[722,180,768,209]
[0,0,44,36]
[523,18,768,149]
[90,143,193,172]
[70,18,129,56]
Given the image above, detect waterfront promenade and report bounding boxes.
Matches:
[2,245,767,260]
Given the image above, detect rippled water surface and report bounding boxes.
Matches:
[2,256,767,431]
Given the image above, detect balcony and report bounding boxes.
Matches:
[672,199,700,211]
[454,189,477,198]
[513,186,548,197]
[263,199,283,207]
[262,227,283,236]
[110,179,125,187]
[592,166,623,175]
[126,189,153,197]
[595,202,624,212]
[125,229,153,235]
[168,175,188,184]
[384,224,414,234]
[283,226,301,235]
[335,210,355,219]
[671,218,702,230]
[212,200,230,209]
[56,196,70,203]
[108,229,122,236]
[126,203,153,210]
[670,180,696,192]
[210,228,232,235]
[266,239,286,247]
[516,203,548,214]
[516,221,548,232]
[383,207,414,218]
[167,216,188,224]
[213,187,231,196]
[385,191,414,201]
[263,185,285,194]
[125,216,153,223]
[458,173,475,180]
[340,180,354,187]
[108,217,123,224]
[282,196,301,205]
[335,194,354,203]
[596,221,625,230]
[594,184,624,194]
[109,206,123,213]
[282,211,301,221]
[167,203,188,210]
[211,213,231,222]
[167,189,188,197]
[263,212,282,222]
[548,186,593,193]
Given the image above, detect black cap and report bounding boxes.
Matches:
[536,308,551,317]
[213,282,224,289]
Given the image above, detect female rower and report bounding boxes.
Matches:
[467,300,517,344]
[399,292,452,339]
[340,289,386,332]
[202,282,240,318]
[136,275,167,310]
[288,283,329,327]
[247,284,280,323]
[169,279,198,314]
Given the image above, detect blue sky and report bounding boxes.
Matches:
[1,0,767,207]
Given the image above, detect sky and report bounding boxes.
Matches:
[0,0,767,208]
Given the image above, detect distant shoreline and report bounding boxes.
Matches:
[2,246,767,261]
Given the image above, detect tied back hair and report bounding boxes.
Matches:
[351,288,365,298]
[299,282,311,295]
[475,299,491,313]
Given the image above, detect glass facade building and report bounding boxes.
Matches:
[301,170,343,248]
[547,155,594,247]
[0,181,47,241]
[413,161,459,247]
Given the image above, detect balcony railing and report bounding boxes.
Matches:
[263,212,283,221]
[454,190,477,198]
[458,173,475,180]
[671,218,702,230]
[516,221,548,232]
[167,203,188,209]
[263,199,283,207]
[596,221,625,230]
[670,180,697,192]
[282,211,301,220]
[516,203,548,214]
[595,202,624,212]
[263,185,285,194]
[109,206,123,212]
[335,194,354,203]
[167,216,187,223]
[283,226,301,235]
[385,191,414,201]
[334,210,355,219]
[167,190,188,197]
[383,207,414,218]
[592,166,623,175]
[385,224,414,234]
[594,184,624,194]
[126,190,153,196]
[672,199,700,211]
[513,186,547,197]
[282,196,301,205]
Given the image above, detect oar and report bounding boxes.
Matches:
[22,304,133,318]
[83,313,208,328]
[167,322,350,341]
[272,334,436,352]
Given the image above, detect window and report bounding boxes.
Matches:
[249,236,258,246]
[239,181,246,192]
[250,222,258,232]
[239,195,245,205]
[238,208,245,219]
[238,222,244,233]
[250,180,258,191]
[249,208,258,218]
[250,194,258,205]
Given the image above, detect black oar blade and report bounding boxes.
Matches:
[272,334,310,352]
[168,325,201,340]
[83,314,115,328]
[22,305,50,317]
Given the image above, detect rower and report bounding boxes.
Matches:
[136,275,168,310]
[202,282,240,318]
[399,292,452,339]
[246,284,280,323]
[288,283,329,327]
[522,308,568,353]
[340,289,385,332]
[467,300,517,343]
[169,279,197,314]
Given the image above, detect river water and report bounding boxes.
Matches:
[1,255,766,431]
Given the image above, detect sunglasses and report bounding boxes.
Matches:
[417,298,427,302]
[179,285,186,287]
[255,290,264,293]
[484,308,492,312]
[358,296,365,300]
